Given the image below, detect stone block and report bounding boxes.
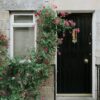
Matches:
[0,0,43,10]
[0,11,9,30]
[0,29,9,36]
[0,11,9,20]
[0,20,9,30]
[40,68,55,100]
[40,86,54,100]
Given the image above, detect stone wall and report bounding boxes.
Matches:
[0,0,43,10]
[0,0,54,100]
[0,11,9,35]
[40,68,54,100]
[50,0,98,10]
[95,11,100,63]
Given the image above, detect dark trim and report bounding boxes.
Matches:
[96,64,100,100]
[51,64,56,100]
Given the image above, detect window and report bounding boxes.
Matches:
[10,13,37,58]
[14,15,33,23]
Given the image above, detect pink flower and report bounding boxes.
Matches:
[52,4,57,9]
[75,28,80,33]
[35,10,41,17]
[44,47,48,52]
[32,25,35,29]
[41,96,45,100]
[44,59,49,65]
[66,12,70,16]
[68,20,76,27]
[0,77,3,81]
[64,20,70,26]
[59,11,66,17]
[0,34,8,47]
[63,33,66,37]
[45,11,50,17]
[43,5,45,9]
[53,18,61,25]
[61,38,63,40]
[37,10,42,15]
[58,52,61,56]
[72,22,76,26]
[58,38,63,45]
[35,13,38,17]
[37,19,43,24]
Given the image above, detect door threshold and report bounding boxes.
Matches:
[56,94,92,97]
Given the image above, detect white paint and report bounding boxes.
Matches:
[34,16,37,51]
[92,11,97,99]
[95,11,100,58]
[50,0,96,10]
[9,14,14,58]
[9,13,37,58]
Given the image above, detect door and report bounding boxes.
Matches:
[57,13,92,94]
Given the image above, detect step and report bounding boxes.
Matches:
[56,97,96,100]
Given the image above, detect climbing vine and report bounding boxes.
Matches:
[0,6,79,100]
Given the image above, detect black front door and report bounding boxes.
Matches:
[57,13,92,94]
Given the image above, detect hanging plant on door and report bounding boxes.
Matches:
[0,5,80,100]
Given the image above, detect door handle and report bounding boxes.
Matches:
[84,58,89,64]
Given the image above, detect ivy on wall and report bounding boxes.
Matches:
[0,6,79,100]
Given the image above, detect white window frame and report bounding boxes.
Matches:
[9,13,37,58]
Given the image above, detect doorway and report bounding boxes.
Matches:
[57,13,92,94]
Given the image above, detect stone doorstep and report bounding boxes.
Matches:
[56,97,96,100]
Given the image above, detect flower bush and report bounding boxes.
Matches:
[0,34,9,67]
[0,6,80,100]
[0,34,8,46]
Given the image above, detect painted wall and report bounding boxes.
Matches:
[50,0,100,11]
[0,0,99,11]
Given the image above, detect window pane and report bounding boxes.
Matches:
[14,27,35,57]
[14,15,33,23]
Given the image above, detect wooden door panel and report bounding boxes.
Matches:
[57,13,92,94]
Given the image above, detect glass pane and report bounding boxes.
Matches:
[14,15,33,23]
[14,27,35,57]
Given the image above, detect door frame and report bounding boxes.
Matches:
[55,11,97,99]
